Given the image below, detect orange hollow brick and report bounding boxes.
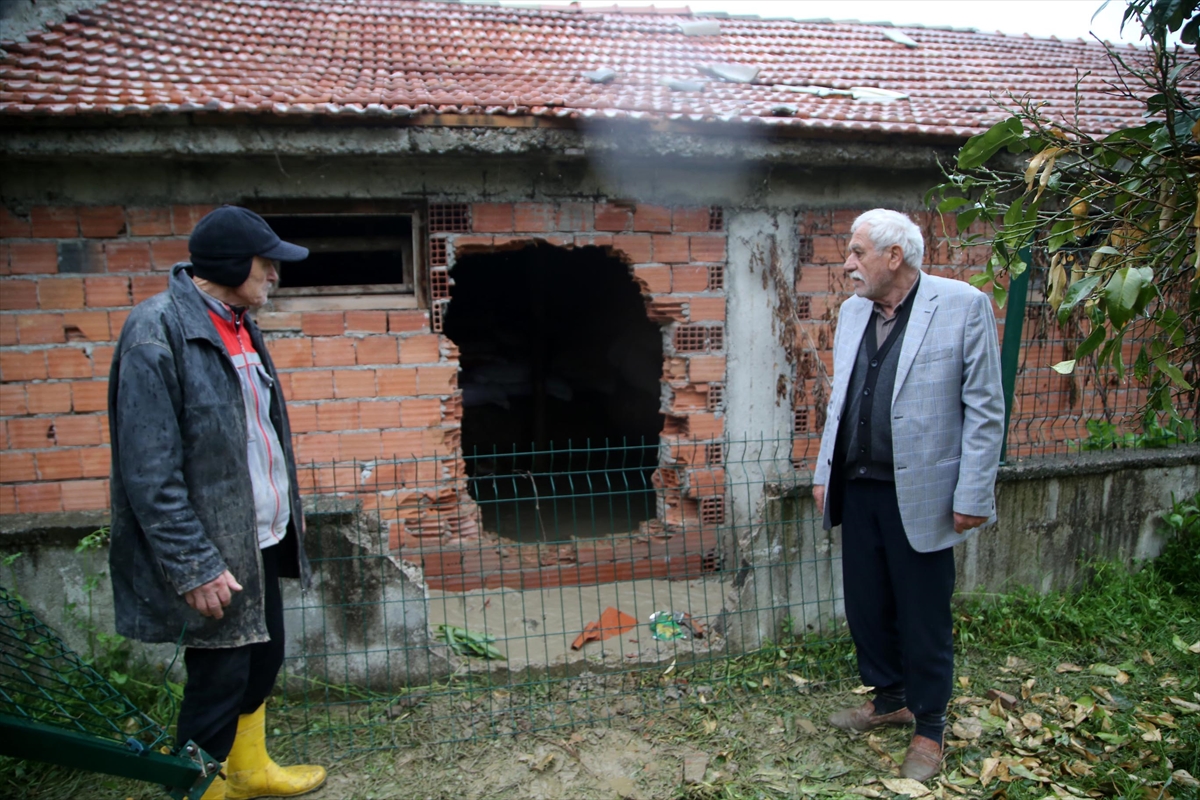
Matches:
[18,313,66,345]
[16,482,64,513]
[71,381,109,413]
[36,450,84,481]
[331,369,376,400]
[126,208,172,237]
[0,452,38,484]
[652,234,690,264]
[0,384,28,416]
[312,337,356,367]
[39,278,86,310]
[30,207,80,238]
[25,383,73,414]
[632,204,672,233]
[612,233,652,264]
[79,206,126,238]
[105,241,153,273]
[1,280,39,311]
[0,351,48,382]
[10,242,60,275]
[472,203,514,233]
[61,479,110,512]
[62,311,111,342]
[46,347,94,380]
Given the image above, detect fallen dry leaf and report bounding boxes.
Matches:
[1056,663,1084,673]
[1021,712,1044,732]
[852,684,876,695]
[951,718,983,740]
[1114,671,1130,685]
[866,734,889,757]
[847,788,883,798]
[1189,640,1200,655]
[1171,770,1199,789]
[1091,686,1115,704]
[958,676,971,689]
[979,758,1001,786]
[703,719,717,734]
[1141,650,1155,666]
[529,752,556,772]
[1140,725,1162,742]
[1166,696,1200,713]
[882,777,933,797]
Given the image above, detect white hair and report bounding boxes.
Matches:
[851,209,924,269]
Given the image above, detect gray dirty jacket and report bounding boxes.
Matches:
[108,264,309,647]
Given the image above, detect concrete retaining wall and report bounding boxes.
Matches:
[2,446,1195,684]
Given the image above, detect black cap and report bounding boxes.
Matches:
[188,205,309,287]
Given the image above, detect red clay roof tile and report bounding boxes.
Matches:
[0,0,1175,138]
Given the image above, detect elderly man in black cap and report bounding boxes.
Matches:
[107,206,325,800]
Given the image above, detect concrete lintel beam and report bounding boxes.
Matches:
[0,124,951,171]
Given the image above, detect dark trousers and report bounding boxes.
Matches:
[841,479,956,718]
[176,544,284,762]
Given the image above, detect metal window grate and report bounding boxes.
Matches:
[707,207,724,232]
[429,237,448,267]
[430,267,451,300]
[707,263,724,291]
[428,203,470,233]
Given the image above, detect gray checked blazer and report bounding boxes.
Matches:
[813,272,1005,552]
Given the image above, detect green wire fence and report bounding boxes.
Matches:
[0,585,220,798]
[1001,253,1198,460]
[272,437,855,761]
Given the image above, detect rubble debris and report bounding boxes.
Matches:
[572,607,638,650]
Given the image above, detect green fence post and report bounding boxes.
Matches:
[999,249,1031,463]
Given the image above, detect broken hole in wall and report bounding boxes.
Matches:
[443,243,665,543]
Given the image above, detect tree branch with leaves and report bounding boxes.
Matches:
[929,0,1199,433]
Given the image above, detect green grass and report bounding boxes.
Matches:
[4,506,1198,799]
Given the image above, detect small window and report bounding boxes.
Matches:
[249,201,423,312]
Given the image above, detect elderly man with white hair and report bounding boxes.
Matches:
[812,209,1005,781]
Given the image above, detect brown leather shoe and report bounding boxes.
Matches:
[899,735,943,781]
[828,700,915,732]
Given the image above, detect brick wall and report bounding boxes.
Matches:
[0,199,729,591]
[0,203,212,515]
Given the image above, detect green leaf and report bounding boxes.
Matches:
[968,272,992,288]
[992,283,1008,308]
[1153,356,1193,389]
[1057,274,1101,324]
[958,117,1025,169]
[937,196,971,213]
[1076,325,1107,360]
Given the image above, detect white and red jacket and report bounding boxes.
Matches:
[198,290,291,549]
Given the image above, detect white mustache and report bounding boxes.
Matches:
[849,272,864,282]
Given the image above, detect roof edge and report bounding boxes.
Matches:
[0,118,958,169]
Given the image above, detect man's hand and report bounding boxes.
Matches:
[812,484,826,515]
[954,512,987,534]
[183,570,243,619]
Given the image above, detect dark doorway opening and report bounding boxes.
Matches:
[444,244,664,542]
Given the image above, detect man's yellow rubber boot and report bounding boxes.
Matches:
[224,704,326,799]
[197,771,226,800]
